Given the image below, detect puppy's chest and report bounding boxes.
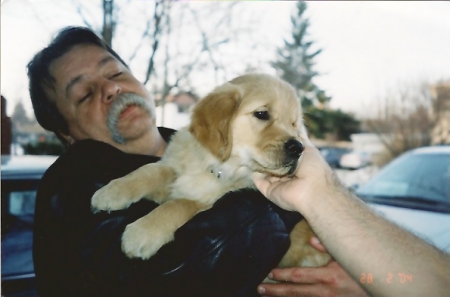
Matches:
[161,129,255,204]
[168,166,254,205]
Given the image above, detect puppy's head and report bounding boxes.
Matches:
[190,73,307,176]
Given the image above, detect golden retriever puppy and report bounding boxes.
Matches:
[91,73,331,269]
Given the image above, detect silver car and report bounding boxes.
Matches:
[356,146,450,252]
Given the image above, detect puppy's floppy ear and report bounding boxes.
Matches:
[189,84,241,162]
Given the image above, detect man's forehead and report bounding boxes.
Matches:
[53,44,115,74]
[48,44,118,94]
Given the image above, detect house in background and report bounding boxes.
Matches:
[3,96,59,155]
[173,91,199,113]
[155,91,199,130]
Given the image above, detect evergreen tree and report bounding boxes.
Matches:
[326,109,360,141]
[11,100,31,126]
[272,1,360,140]
[271,1,330,110]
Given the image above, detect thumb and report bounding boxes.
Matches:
[252,173,271,198]
[252,173,286,203]
[252,173,297,211]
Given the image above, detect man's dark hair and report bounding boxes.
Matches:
[27,26,128,146]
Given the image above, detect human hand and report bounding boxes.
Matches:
[257,237,368,297]
[253,140,335,212]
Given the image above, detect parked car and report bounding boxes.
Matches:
[1,155,57,297]
[339,150,372,169]
[356,146,450,252]
[318,147,351,168]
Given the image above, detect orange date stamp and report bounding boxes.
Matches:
[360,272,413,284]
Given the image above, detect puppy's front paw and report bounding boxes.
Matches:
[91,179,137,212]
[121,218,174,259]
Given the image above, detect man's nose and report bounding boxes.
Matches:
[102,79,121,103]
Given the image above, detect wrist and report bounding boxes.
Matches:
[295,170,346,219]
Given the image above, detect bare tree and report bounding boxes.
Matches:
[72,1,248,87]
[71,1,263,128]
[72,0,99,30]
[430,81,450,145]
[365,81,437,157]
[102,0,115,46]
[158,3,236,96]
[135,0,170,85]
[154,2,238,124]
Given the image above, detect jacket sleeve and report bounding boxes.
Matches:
[33,140,303,297]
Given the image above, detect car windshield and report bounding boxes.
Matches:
[357,152,450,212]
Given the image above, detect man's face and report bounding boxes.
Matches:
[46,44,156,149]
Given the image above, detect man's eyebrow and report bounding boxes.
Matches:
[64,55,117,98]
[99,55,116,68]
[65,75,83,99]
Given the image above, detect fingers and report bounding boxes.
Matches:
[257,282,326,297]
[258,262,369,297]
[269,267,326,284]
[309,236,328,253]
[257,265,334,297]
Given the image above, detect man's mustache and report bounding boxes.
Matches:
[107,93,154,144]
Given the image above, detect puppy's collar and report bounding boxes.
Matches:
[210,168,222,179]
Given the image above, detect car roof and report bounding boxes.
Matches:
[409,145,450,155]
[1,155,58,180]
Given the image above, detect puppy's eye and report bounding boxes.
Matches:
[254,110,270,121]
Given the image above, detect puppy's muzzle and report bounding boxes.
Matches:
[284,139,304,161]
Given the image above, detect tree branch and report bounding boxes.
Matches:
[143,0,169,85]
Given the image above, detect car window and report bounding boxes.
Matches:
[1,179,39,278]
[357,153,450,205]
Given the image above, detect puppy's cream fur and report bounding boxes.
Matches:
[91,73,331,269]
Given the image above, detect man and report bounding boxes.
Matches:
[28,26,365,297]
[28,25,294,297]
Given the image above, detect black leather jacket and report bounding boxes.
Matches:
[33,128,302,297]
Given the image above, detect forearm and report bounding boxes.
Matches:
[296,175,450,297]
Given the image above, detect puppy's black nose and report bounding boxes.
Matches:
[285,139,304,159]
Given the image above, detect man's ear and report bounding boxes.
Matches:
[189,84,241,162]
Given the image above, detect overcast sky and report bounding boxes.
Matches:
[306,1,450,114]
[2,1,450,118]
